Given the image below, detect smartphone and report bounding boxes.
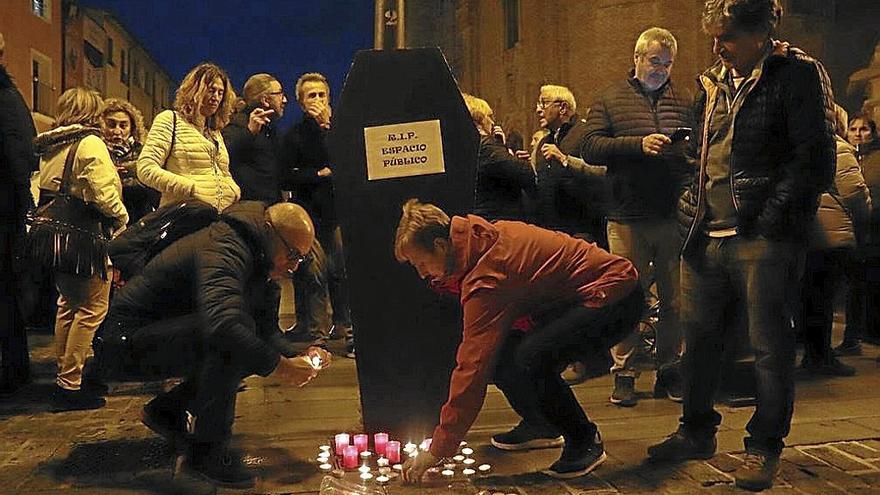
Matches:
[670,127,692,144]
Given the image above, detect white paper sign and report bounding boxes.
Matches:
[363,120,445,181]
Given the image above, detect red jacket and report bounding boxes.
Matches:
[430,215,638,456]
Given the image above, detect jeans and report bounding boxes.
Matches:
[54,272,111,390]
[493,286,643,446]
[680,235,802,455]
[607,219,682,377]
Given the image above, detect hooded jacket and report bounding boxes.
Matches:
[429,215,638,456]
[107,201,285,377]
[0,64,37,234]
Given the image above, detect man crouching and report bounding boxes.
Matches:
[396,199,641,481]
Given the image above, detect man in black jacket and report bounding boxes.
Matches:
[281,72,353,356]
[0,34,37,392]
[647,1,836,491]
[582,27,693,407]
[99,201,331,488]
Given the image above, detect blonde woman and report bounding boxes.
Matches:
[137,62,240,211]
[33,87,128,411]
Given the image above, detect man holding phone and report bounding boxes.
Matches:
[582,27,693,406]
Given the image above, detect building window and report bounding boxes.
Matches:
[107,38,114,66]
[31,51,54,116]
[503,0,520,49]
[121,50,128,84]
[32,0,51,21]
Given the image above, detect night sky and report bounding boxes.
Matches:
[81,0,375,127]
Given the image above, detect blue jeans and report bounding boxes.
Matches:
[680,235,803,455]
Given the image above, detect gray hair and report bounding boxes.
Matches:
[635,27,677,57]
[702,0,783,35]
[540,85,577,114]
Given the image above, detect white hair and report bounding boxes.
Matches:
[634,27,678,57]
[540,84,577,114]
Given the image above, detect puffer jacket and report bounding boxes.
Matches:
[137,110,240,211]
[106,201,284,377]
[808,137,872,250]
[857,141,880,245]
[678,42,836,254]
[34,125,128,229]
[582,73,693,221]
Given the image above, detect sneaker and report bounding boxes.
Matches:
[610,375,637,407]
[81,363,109,396]
[734,451,780,492]
[491,421,564,451]
[185,442,256,489]
[562,362,588,385]
[543,431,606,479]
[141,399,189,449]
[833,340,862,356]
[801,357,856,377]
[654,366,683,402]
[51,386,106,413]
[647,429,716,462]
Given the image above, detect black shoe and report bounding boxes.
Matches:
[51,386,106,412]
[81,363,109,396]
[610,375,637,407]
[647,429,716,462]
[654,365,683,402]
[185,442,256,489]
[543,431,606,479]
[734,450,780,492]
[833,340,862,356]
[801,357,856,377]
[141,399,190,449]
[344,344,356,359]
[491,421,564,451]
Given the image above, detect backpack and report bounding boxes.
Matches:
[109,199,218,281]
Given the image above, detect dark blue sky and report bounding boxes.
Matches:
[81,0,374,125]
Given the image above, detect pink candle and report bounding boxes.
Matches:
[386,440,401,463]
[335,433,350,456]
[343,445,359,469]
[374,433,389,456]
[353,434,369,453]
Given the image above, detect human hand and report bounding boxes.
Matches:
[642,133,672,156]
[317,166,333,178]
[541,143,566,163]
[514,149,531,160]
[402,450,439,484]
[492,125,506,144]
[274,355,319,387]
[307,102,331,129]
[247,108,274,134]
[306,346,332,370]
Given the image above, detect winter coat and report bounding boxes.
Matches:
[223,106,283,204]
[857,141,880,245]
[137,110,240,211]
[108,139,159,224]
[429,215,638,457]
[0,65,37,235]
[107,201,285,377]
[34,126,128,229]
[474,136,536,221]
[281,116,335,231]
[808,137,872,250]
[678,42,836,254]
[582,73,692,221]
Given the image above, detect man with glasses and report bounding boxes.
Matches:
[582,27,693,406]
[96,201,331,488]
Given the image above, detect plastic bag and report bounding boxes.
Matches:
[319,476,385,495]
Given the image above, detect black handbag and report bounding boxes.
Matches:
[27,139,114,279]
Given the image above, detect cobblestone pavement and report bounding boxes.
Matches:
[1,329,879,494]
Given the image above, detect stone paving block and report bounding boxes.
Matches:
[856,470,880,486]
[783,448,828,467]
[804,465,872,491]
[801,445,875,472]
[833,441,880,461]
[563,473,616,493]
[784,476,851,495]
[861,439,880,451]
[678,461,733,487]
[707,453,741,473]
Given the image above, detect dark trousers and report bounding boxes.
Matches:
[799,248,856,362]
[680,236,802,455]
[493,286,642,446]
[0,229,30,389]
[100,313,245,443]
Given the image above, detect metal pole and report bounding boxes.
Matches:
[396,0,406,49]
[374,0,384,49]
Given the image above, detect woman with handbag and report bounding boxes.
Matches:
[137,63,240,212]
[32,88,128,412]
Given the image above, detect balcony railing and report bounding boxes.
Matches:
[32,80,56,117]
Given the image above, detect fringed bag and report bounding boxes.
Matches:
[27,140,113,279]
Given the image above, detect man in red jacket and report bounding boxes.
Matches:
[396,199,641,481]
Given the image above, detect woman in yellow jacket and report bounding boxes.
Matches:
[34,88,128,412]
[137,63,240,211]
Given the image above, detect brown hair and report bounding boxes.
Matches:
[100,98,146,144]
[702,0,783,35]
[54,87,103,128]
[174,62,236,131]
[394,199,451,262]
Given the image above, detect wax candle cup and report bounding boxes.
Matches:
[441,469,455,476]
[335,433,350,456]
[461,447,474,456]
[377,457,389,467]
[319,463,332,471]
[360,472,373,481]
[459,441,467,447]
[463,458,476,465]
[392,464,403,471]
[478,464,491,472]
[452,455,465,462]
[374,432,389,456]
[386,441,401,463]
[358,465,371,473]
[443,463,456,470]
[360,451,372,460]
[419,438,432,451]
[462,468,476,476]
[376,475,390,483]
[404,442,417,452]
[343,445,359,469]
[319,445,331,452]
[378,466,391,475]
[353,434,369,453]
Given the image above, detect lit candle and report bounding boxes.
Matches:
[386,441,401,463]
[459,441,467,447]
[376,475,390,484]
[378,466,391,475]
[317,456,330,463]
[443,463,456,470]
[359,472,373,481]
[343,445,359,469]
[461,447,474,456]
[335,433,350,456]
[319,463,333,472]
[332,468,345,478]
[374,432,389,456]
[360,451,372,461]
[392,464,403,472]
[358,465,371,474]
[462,468,476,476]
[353,434,369,453]
[463,458,475,466]
[377,457,389,467]
[452,455,465,462]
[478,464,491,473]
[441,469,455,477]
[319,445,331,453]
[404,442,417,453]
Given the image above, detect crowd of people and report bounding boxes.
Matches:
[1,0,879,491]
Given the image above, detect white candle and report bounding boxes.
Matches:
[319,463,333,471]
[392,464,403,471]
[360,451,372,460]
[441,469,454,477]
[461,447,474,456]
[358,465,371,473]
[377,457,389,467]
[404,442,417,452]
[359,472,373,481]
[378,467,391,475]
[376,475,390,484]
[319,445,331,452]
[443,463,456,470]
[462,468,476,476]
[478,464,491,473]
[459,441,467,447]
[452,455,465,462]
[463,458,476,465]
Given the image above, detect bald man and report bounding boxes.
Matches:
[95,201,330,488]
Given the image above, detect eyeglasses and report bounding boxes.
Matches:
[536,100,564,110]
[267,220,309,265]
